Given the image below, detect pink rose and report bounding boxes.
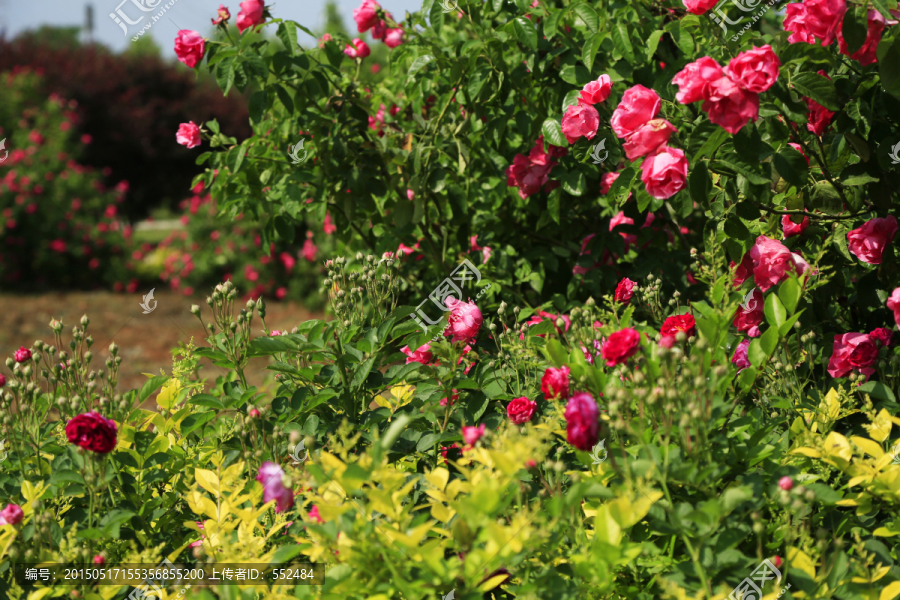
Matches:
[784,0,847,46]
[623,119,678,161]
[174,30,205,68]
[601,328,641,367]
[343,38,371,59]
[828,332,878,379]
[579,75,612,105]
[781,212,810,238]
[406,189,415,200]
[319,33,333,47]
[733,288,763,334]
[672,57,724,104]
[236,0,265,33]
[506,138,558,199]
[0,504,23,526]
[383,28,404,48]
[847,215,898,265]
[353,0,381,32]
[600,171,620,195]
[682,0,719,14]
[806,97,835,135]
[870,327,893,347]
[401,343,433,364]
[256,462,293,512]
[462,424,486,446]
[541,366,570,400]
[507,397,537,424]
[640,145,688,200]
[887,287,900,327]
[611,85,661,138]
[564,392,599,451]
[615,277,635,303]
[778,476,794,491]
[561,103,600,144]
[14,346,31,363]
[731,339,751,372]
[212,4,231,25]
[732,252,754,287]
[610,211,634,231]
[176,122,201,149]
[838,9,887,65]
[445,297,483,343]
[724,45,781,93]
[703,77,759,134]
[749,235,800,292]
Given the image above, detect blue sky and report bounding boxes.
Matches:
[0,0,422,57]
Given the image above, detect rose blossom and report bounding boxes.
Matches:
[661,314,696,338]
[579,75,612,105]
[640,146,688,200]
[212,5,231,25]
[828,332,878,379]
[65,411,118,453]
[308,505,324,524]
[344,38,371,59]
[611,85,661,138]
[672,57,724,104]
[564,392,599,451]
[623,119,678,161]
[731,339,751,372]
[784,0,847,46]
[257,462,293,512]
[600,172,620,195]
[14,346,31,363]
[0,504,23,526]
[406,189,415,200]
[870,327,893,348]
[703,76,759,134]
[236,0,265,33]
[806,98,834,136]
[615,278,635,303]
[782,212,810,238]
[383,28,404,48]
[0,374,5,387]
[724,45,781,93]
[462,424,486,446]
[445,297,482,343]
[176,122,201,149]
[401,343,433,364]
[601,328,641,367]
[749,235,802,292]
[506,137,558,199]
[353,0,381,32]
[174,30,205,69]
[887,288,900,328]
[541,366,570,400]
[778,476,794,491]
[507,397,537,424]
[846,215,898,265]
[561,103,600,144]
[682,0,719,15]
[837,9,887,66]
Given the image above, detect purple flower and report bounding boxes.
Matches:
[257,462,293,513]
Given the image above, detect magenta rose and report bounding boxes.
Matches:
[506,138,558,198]
[837,9,886,65]
[601,328,641,367]
[579,75,612,105]
[561,103,600,144]
[615,278,635,303]
[703,77,759,134]
[733,288,764,336]
[541,366,570,400]
[600,171,620,195]
[828,332,878,380]
[13,346,31,363]
[847,215,898,265]
[725,45,781,93]
[640,146,688,200]
[672,57,724,104]
[749,235,803,292]
[564,392,599,451]
[731,339,751,372]
[344,38,371,59]
[383,28,404,48]
[212,4,231,25]
[174,30,205,69]
[888,287,900,328]
[784,0,847,46]
[611,85,661,138]
[0,504,23,526]
[462,424,486,446]
[65,411,118,454]
[445,297,483,343]
[507,397,537,424]
[353,0,381,32]
[257,462,293,512]
[682,0,719,14]
[0,374,6,387]
[176,122,201,149]
[782,212,810,239]
[236,0,265,33]
[870,327,893,348]
[401,343,433,364]
[623,119,678,161]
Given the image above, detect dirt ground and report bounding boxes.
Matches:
[0,291,325,394]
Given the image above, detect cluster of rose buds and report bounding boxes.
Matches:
[323,254,398,327]
[191,280,258,384]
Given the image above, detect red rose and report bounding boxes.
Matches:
[724,45,781,93]
[541,366,570,400]
[703,77,759,134]
[805,71,836,135]
[781,212,809,238]
[353,0,381,32]
[13,347,31,363]
[611,85,661,138]
[847,215,898,265]
[672,57,724,104]
[837,9,886,66]
[661,314,696,338]
[828,332,877,380]
[564,392,599,451]
[681,0,719,14]
[784,0,846,46]
[615,278,635,303]
[65,411,118,454]
[869,327,893,348]
[561,103,600,144]
[733,288,764,336]
[236,0,266,33]
[640,146,688,200]
[623,119,678,161]
[174,30,205,69]
[507,397,537,424]
[601,328,641,367]
[506,138,558,199]
[579,75,612,105]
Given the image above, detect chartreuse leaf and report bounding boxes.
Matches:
[764,293,787,328]
[778,277,802,315]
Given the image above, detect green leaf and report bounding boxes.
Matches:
[810,181,843,215]
[274,214,295,243]
[778,277,802,315]
[792,72,840,112]
[572,3,599,32]
[724,215,751,241]
[417,432,441,452]
[773,148,809,188]
[711,158,770,186]
[271,545,307,564]
[611,22,634,64]
[249,90,268,125]
[276,22,298,56]
[561,169,586,196]
[646,30,664,58]
[842,8,868,56]
[748,338,767,368]
[760,326,779,355]
[607,166,637,207]
[541,117,567,147]
[692,128,729,162]
[100,509,135,538]
[548,187,561,224]
[180,412,216,436]
[544,9,562,38]
[689,160,711,205]
[189,394,226,410]
[857,381,897,403]
[764,293,787,328]
[512,17,538,51]
[215,57,236,96]
[582,33,604,72]
[139,376,169,403]
[407,55,436,80]
[381,415,412,451]
[872,0,899,22]
[739,367,758,392]
[429,0,445,34]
